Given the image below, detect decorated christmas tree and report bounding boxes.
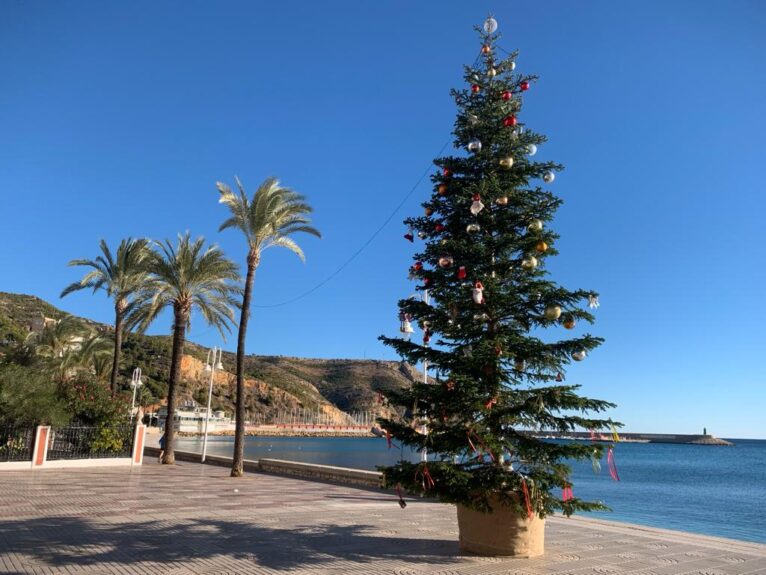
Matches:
[378,17,620,546]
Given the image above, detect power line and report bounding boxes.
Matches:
[252,137,453,309]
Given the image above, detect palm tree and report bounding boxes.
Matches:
[217,176,320,477]
[61,238,150,393]
[26,315,98,382]
[128,233,240,464]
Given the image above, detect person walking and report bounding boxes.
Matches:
[158,432,166,464]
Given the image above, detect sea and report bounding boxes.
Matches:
[172,435,766,544]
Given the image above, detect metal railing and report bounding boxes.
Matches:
[0,425,35,462]
[47,425,135,461]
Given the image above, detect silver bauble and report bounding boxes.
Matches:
[572,350,587,362]
[543,171,555,183]
[468,113,479,126]
[526,144,537,156]
[508,61,516,71]
[483,17,498,34]
[521,256,538,270]
[417,231,427,240]
[467,139,482,153]
[528,219,544,232]
[466,223,481,233]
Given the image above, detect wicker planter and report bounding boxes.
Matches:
[456,496,545,557]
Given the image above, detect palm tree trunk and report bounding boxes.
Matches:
[163,306,188,464]
[231,256,257,477]
[110,308,124,394]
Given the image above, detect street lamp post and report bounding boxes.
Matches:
[130,368,143,422]
[201,347,223,463]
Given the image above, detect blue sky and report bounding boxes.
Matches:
[1,1,764,438]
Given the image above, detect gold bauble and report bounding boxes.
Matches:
[514,360,525,371]
[495,196,509,206]
[499,156,514,169]
[487,68,497,78]
[438,184,447,195]
[535,241,548,253]
[424,207,433,217]
[544,305,562,320]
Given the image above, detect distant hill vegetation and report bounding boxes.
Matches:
[0,291,415,421]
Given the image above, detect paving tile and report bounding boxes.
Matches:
[0,461,764,575]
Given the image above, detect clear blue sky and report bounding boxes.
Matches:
[1,1,764,438]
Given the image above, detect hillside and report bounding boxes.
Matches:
[0,291,414,420]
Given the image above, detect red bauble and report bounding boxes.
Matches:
[443,167,451,176]
[472,193,481,201]
[424,277,432,287]
[520,81,530,91]
[457,266,467,280]
[503,115,517,127]
[471,84,481,94]
[434,223,445,232]
[404,232,414,242]
[501,90,512,101]
[413,261,423,270]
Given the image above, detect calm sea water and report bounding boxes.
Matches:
[173,435,766,544]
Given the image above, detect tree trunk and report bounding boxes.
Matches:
[110,306,124,394]
[231,254,257,477]
[162,306,188,465]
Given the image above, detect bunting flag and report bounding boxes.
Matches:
[607,447,620,481]
[611,423,620,442]
[562,486,574,501]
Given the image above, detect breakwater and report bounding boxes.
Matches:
[532,431,734,445]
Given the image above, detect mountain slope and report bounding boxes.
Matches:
[0,291,414,420]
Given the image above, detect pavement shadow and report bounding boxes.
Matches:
[0,515,460,571]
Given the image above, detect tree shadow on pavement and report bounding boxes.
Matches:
[0,515,462,572]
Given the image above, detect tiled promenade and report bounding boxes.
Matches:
[1,461,765,575]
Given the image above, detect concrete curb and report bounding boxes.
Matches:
[144,446,383,488]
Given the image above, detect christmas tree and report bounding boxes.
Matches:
[379,17,619,521]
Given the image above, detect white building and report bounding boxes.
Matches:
[157,399,235,433]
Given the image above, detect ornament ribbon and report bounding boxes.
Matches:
[415,464,435,491]
[520,478,533,519]
[562,486,574,501]
[607,447,620,481]
[467,431,495,462]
